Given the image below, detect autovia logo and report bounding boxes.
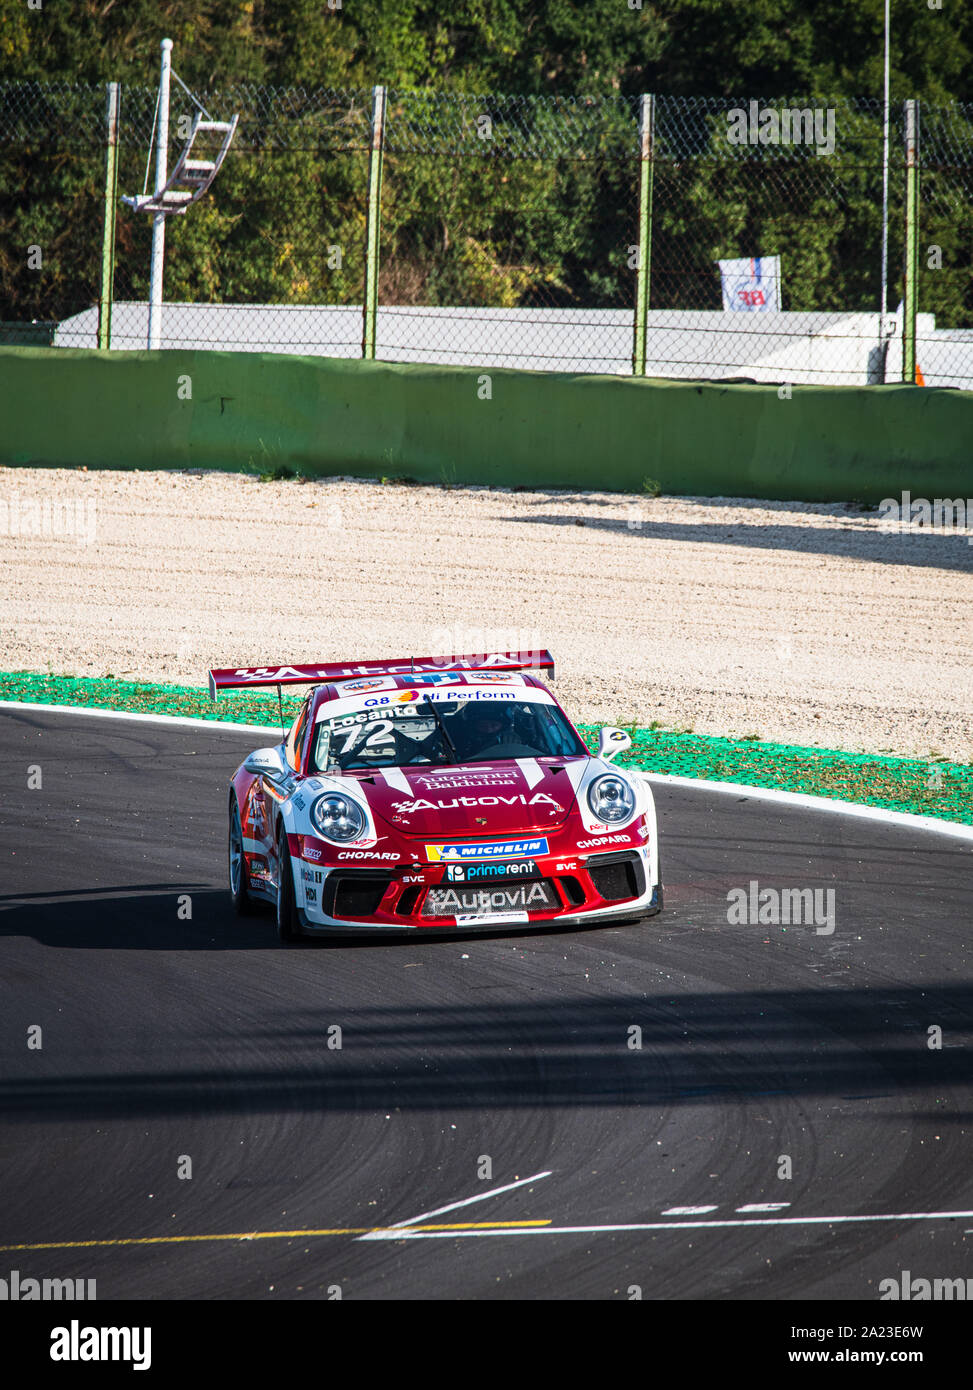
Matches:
[234,666,325,681]
[392,793,559,813]
[426,839,548,863]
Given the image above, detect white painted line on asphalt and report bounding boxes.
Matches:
[736,1203,791,1213]
[3,700,970,840]
[0,699,277,734]
[359,1170,554,1240]
[661,1205,718,1216]
[640,771,973,842]
[363,1208,973,1241]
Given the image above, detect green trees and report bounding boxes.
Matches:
[0,0,970,337]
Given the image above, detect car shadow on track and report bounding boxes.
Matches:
[0,884,646,951]
[0,886,270,950]
[0,976,971,1121]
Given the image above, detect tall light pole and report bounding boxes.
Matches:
[147,37,173,351]
[880,0,890,318]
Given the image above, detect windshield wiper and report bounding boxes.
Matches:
[423,695,458,764]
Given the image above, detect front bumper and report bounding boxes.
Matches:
[292,842,661,935]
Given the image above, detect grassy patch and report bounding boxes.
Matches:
[1,670,970,826]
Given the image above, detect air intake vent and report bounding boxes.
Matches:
[586,852,645,903]
[328,872,394,918]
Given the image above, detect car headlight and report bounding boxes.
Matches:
[587,774,636,824]
[310,793,366,842]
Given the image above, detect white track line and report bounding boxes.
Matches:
[2,699,970,840]
[363,1208,973,1240]
[359,1171,553,1240]
[0,699,275,734]
[641,772,973,842]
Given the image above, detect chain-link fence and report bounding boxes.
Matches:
[377,92,640,374]
[2,79,971,387]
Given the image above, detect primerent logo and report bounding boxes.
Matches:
[50,1319,151,1371]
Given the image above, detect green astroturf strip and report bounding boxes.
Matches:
[1,671,970,826]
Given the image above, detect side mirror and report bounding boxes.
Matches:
[598,727,632,762]
[244,746,287,780]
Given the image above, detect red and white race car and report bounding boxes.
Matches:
[210,652,662,941]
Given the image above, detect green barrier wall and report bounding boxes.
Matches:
[1,346,971,501]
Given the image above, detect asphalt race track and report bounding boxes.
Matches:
[1,707,971,1301]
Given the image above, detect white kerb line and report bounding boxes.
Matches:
[365,1170,553,1236]
[364,1207,973,1241]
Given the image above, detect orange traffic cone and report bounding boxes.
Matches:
[916,363,925,385]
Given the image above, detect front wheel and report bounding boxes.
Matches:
[276,826,303,944]
[229,795,259,916]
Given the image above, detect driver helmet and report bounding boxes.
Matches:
[462,700,512,740]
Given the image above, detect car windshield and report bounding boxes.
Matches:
[311,696,588,772]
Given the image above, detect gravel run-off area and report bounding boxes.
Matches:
[1,466,971,762]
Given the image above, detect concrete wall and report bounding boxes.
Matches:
[2,347,971,503]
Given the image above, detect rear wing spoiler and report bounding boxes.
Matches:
[208,651,555,700]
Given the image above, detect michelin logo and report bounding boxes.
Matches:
[426,838,548,863]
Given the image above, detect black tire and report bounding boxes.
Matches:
[228,795,259,916]
[623,852,663,924]
[651,849,664,916]
[275,824,303,944]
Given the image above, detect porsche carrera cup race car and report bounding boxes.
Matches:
[209,652,662,942]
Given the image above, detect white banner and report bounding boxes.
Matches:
[718,256,781,312]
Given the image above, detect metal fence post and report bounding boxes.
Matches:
[902,98,920,383]
[362,84,386,361]
[633,94,655,376]
[97,82,121,351]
